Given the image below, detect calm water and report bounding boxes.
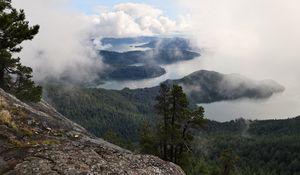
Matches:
[98,56,204,89]
[98,50,300,121]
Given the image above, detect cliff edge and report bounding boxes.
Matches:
[0,89,185,175]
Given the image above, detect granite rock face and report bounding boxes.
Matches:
[0,89,185,175]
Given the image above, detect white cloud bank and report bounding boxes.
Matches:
[178,0,300,82]
[91,3,190,37]
[12,0,103,83]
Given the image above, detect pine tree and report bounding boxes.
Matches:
[139,121,159,156]
[178,106,206,164]
[155,83,171,160]
[169,84,188,163]
[220,149,240,175]
[0,0,42,102]
[140,83,206,165]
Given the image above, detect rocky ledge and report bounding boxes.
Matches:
[0,89,185,175]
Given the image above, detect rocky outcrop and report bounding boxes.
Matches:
[0,89,185,175]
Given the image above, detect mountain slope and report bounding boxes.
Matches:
[100,49,200,66]
[136,37,194,50]
[169,70,285,104]
[44,70,284,143]
[108,64,166,80]
[0,89,185,175]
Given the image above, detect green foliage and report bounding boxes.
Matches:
[183,156,221,175]
[139,122,160,155]
[43,85,156,142]
[140,84,206,166]
[0,0,42,102]
[43,83,300,175]
[103,129,134,150]
[220,149,240,175]
[192,117,300,175]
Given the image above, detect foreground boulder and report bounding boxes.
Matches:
[0,89,185,175]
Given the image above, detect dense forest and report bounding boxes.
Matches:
[44,84,300,175]
[187,117,300,175]
[44,84,158,142]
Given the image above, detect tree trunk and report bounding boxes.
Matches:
[159,142,163,158]
[179,144,183,160]
[163,112,168,160]
[0,68,5,89]
[174,147,177,164]
[182,123,188,139]
[222,165,230,175]
[170,97,176,162]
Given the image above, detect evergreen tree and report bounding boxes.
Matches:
[155,83,171,160]
[103,128,134,150]
[140,83,206,165]
[220,149,239,175]
[0,0,42,102]
[178,106,206,165]
[139,121,159,155]
[169,84,189,163]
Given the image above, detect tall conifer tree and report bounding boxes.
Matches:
[0,0,42,102]
[140,83,206,165]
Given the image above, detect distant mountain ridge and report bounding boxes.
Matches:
[100,49,200,66]
[136,37,195,50]
[100,36,158,46]
[136,70,285,105]
[107,64,166,80]
[168,70,285,104]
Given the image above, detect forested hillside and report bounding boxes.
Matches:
[44,83,300,175]
[44,70,284,142]
[43,69,295,175]
[186,117,300,175]
[44,85,157,143]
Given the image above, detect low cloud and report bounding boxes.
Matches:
[12,0,103,83]
[218,74,285,99]
[178,0,300,83]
